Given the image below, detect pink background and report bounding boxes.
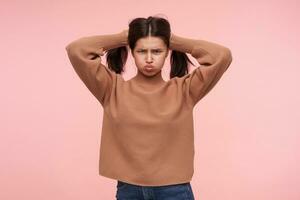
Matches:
[1,0,299,199]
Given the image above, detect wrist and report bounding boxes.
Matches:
[169,34,193,54]
[120,30,128,45]
[169,33,177,50]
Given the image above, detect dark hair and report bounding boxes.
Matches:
[105,15,195,79]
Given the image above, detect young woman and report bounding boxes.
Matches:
[65,16,232,200]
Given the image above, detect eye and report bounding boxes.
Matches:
[136,50,162,54]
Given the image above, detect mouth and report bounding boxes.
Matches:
[144,65,154,71]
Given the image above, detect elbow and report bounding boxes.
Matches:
[217,47,232,71]
[224,47,232,58]
[65,44,71,52]
[65,40,84,59]
[65,42,74,55]
[223,47,233,66]
[65,41,78,54]
[65,42,81,61]
[65,43,76,59]
[65,37,85,53]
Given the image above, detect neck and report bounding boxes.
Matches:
[132,70,165,87]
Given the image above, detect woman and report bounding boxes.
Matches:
[65,16,232,200]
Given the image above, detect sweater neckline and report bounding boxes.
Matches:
[129,78,168,93]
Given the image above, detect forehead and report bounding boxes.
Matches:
[135,36,166,49]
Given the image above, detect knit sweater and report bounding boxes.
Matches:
[65,31,232,186]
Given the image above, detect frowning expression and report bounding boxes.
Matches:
[132,36,169,76]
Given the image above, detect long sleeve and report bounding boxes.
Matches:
[170,34,233,106]
[65,32,127,106]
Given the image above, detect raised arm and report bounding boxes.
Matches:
[65,31,128,105]
[169,33,232,105]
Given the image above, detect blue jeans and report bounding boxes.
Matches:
[116,180,195,200]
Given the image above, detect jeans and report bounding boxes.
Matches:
[116,180,195,200]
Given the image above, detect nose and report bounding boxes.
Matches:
[146,52,153,63]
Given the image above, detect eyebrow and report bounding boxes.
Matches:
[136,48,164,50]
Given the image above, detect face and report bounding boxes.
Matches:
[131,36,169,77]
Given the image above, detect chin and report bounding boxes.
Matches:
[145,70,161,76]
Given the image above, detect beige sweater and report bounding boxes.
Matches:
[65,31,232,186]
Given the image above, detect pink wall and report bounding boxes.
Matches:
[1,0,299,199]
